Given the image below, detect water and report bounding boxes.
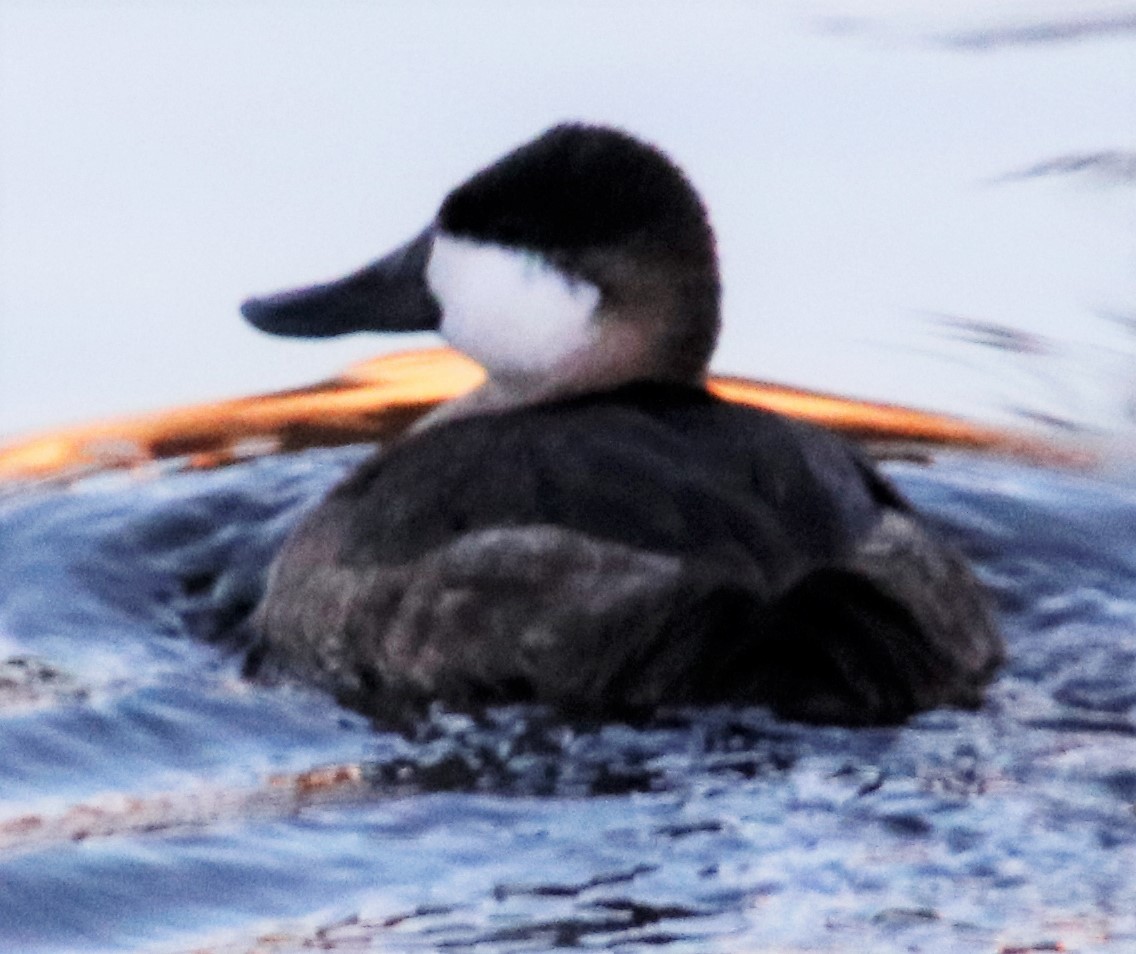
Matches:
[2,2,1135,951]
[1,447,1135,953]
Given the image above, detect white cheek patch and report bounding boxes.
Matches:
[426,232,601,377]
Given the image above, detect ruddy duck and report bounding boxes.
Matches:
[241,124,1002,726]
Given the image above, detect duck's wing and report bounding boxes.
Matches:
[251,510,1002,728]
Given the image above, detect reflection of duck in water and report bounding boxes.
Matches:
[241,124,1002,726]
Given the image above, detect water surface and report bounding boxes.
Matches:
[2,449,1135,952]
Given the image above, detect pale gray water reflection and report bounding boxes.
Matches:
[1,0,1133,435]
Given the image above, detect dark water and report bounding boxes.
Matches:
[2,448,1135,953]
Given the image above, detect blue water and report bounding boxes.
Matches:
[1,448,1135,953]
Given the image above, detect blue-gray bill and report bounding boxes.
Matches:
[240,226,440,338]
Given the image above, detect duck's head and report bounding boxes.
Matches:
[242,124,720,405]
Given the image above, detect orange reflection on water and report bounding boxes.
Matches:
[0,347,1082,483]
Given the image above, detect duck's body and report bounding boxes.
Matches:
[242,124,1002,726]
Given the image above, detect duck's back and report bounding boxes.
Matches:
[250,384,1002,726]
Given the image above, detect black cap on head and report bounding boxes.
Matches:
[439,123,716,264]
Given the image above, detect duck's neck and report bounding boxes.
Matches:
[414,317,705,431]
